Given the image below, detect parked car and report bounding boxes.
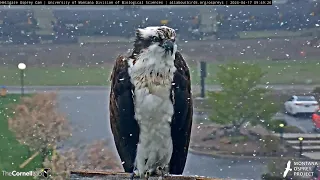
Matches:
[284,95,319,116]
[312,108,320,132]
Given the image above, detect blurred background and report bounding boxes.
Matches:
[0,1,320,180]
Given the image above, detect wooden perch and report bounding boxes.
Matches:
[70,170,222,180]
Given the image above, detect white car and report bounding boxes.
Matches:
[284,95,319,116]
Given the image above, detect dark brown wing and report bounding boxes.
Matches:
[109,55,139,173]
[169,52,193,174]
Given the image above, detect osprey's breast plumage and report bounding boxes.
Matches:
[127,40,177,176]
[128,53,176,94]
[127,49,176,122]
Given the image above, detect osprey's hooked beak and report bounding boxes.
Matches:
[163,40,174,56]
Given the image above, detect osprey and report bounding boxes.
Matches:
[109,26,193,179]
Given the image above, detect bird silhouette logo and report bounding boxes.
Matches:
[42,168,50,178]
[283,160,292,178]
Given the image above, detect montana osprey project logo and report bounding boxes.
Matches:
[283,160,293,178]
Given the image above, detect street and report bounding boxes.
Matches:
[7,86,318,179]
[56,90,267,180]
[275,113,315,133]
[7,87,268,179]
[5,84,320,93]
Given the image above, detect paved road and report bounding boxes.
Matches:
[7,88,268,179]
[274,112,315,133]
[7,85,320,178]
[5,84,320,93]
[13,86,320,179]
[184,153,267,179]
[57,90,267,180]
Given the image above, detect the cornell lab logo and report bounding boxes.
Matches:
[40,168,51,178]
[2,168,51,178]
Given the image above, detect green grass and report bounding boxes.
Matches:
[0,60,319,86]
[238,31,304,39]
[203,60,320,85]
[0,67,112,86]
[238,28,316,39]
[0,94,43,180]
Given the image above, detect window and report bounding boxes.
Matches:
[287,97,294,101]
[296,96,315,101]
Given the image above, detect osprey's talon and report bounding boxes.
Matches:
[144,171,150,180]
[156,166,166,179]
[130,169,138,180]
[130,172,135,180]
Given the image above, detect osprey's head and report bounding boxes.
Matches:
[134,26,177,58]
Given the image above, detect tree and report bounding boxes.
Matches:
[8,93,72,164]
[43,140,122,179]
[208,62,279,136]
[310,1,320,46]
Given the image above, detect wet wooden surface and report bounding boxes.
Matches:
[70,170,223,180]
